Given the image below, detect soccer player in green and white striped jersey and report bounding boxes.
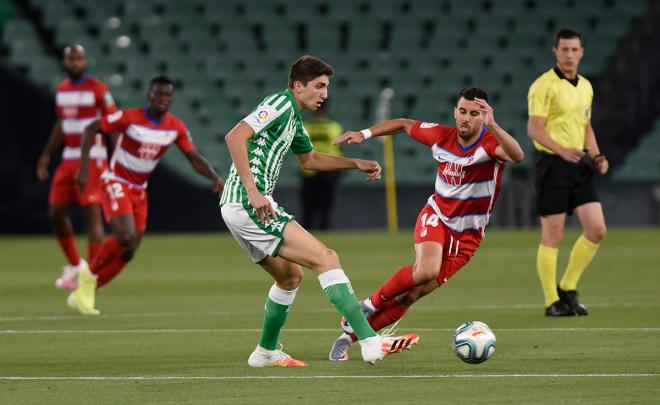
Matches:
[220,56,419,367]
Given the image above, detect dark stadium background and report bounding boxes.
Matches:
[1,0,659,232]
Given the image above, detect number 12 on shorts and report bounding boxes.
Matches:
[106,182,124,211]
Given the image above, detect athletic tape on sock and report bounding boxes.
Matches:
[268,284,298,306]
[318,268,350,289]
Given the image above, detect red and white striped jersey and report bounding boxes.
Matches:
[410,121,505,236]
[99,107,195,189]
[55,75,116,161]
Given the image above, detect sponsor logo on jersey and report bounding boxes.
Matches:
[256,110,269,123]
[138,142,161,160]
[63,107,78,118]
[442,162,466,186]
[420,122,439,128]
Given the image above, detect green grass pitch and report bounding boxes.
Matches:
[1,228,659,404]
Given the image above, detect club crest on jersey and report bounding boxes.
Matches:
[442,162,466,186]
[138,142,161,160]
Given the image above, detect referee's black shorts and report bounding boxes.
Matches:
[534,152,600,216]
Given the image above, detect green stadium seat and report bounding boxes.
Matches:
[262,25,299,53]
[52,18,91,48]
[39,2,73,30]
[2,18,34,40]
[305,21,341,54]
[283,0,324,22]
[388,25,425,54]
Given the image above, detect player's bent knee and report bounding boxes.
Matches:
[115,233,135,247]
[119,248,136,262]
[316,248,340,269]
[412,266,439,284]
[586,225,606,243]
[49,205,68,222]
[279,277,301,291]
[399,288,422,306]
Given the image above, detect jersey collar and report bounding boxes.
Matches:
[457,126,485,152]
[284,89,301,116]
[69,74,90,86]
[144,106,166,125]
[553,66,579,87]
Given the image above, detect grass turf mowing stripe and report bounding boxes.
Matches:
[1,374,659,381]
[2,327,660,334]
[1,302,659,322]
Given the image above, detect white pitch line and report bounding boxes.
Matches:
[1,327,660,335]
[1,374,658,381]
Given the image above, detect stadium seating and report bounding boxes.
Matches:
[0,0,650,185]
[614,119,660,182]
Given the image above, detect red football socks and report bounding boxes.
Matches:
[90,236,123,275]
[57,235,80,266]
[88,241,101,263]
[96,256,128,288]
[370,265,415,309]
[348,302,411,343]
[369,305,410,333]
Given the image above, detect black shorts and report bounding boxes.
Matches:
[534,152,600,216]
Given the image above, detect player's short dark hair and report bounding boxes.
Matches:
[149,75,176,91]
[458,87,488,102]
[288,55,334,88]
[554,28,584,47]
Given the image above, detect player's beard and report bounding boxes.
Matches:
[66,67,84,81]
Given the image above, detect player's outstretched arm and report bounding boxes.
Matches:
[225,122,277,224]
[473,98,525,163]
[296,151,381,180]
[76,119,102,190]
[36,120,64,181]
[333,118,417,145]
[182,150,225,194]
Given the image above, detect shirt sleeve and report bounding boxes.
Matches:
[242,100,289,135]
[96,83,117,115]
[410,121,443,147]
[481,132,501,159]
[99,109,130,134]
[175,120,196,153]
[290,122,314,155]
[528,77,553,118]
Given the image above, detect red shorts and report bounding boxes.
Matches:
[49,159,107,206]
[413,204,482,286]
[100,180,148,232]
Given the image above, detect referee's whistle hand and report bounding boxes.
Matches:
[560,148,584,164]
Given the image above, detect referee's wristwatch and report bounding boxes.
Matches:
[592,154,607,163]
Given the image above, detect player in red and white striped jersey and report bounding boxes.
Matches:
[67,75,224,315]
[36,44,117,290]
[328,87,526,361]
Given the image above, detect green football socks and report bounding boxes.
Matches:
[320,269,377,340]
[258,285,297,350]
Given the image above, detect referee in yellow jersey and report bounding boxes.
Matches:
[527,28,609,317]
[301,103,343,230]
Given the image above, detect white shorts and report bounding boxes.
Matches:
[220,197,293,263]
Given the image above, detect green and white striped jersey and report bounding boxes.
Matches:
[220,89,313,205]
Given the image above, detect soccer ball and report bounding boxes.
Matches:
[452,321,496,364]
